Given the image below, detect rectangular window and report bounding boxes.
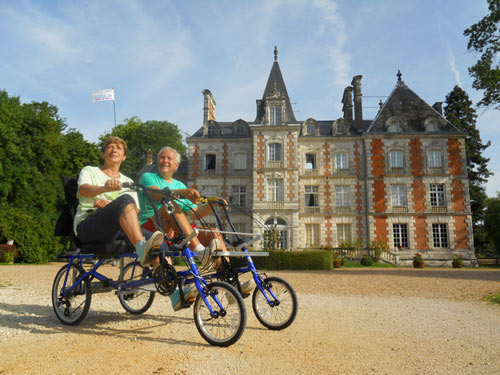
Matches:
[230,186,246,207]
[337,224,352,244]
[335,153,348,170]
[234,153,247,170]
[305,224,320,247]
[335,186,350,207]
[305,186,319,207]
[389,151,404,168]
[305,154,316,170]
[268,143,282,161]
[205,154,216,170]
[430,184,445,206]
[202,186,218,197]
[268,179,284,201]
[432,223,448,248]
[428,151,442,168]
[391,185,407,207]
[393,224,409,248]
[270,106,282,126]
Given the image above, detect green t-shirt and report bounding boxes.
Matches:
[138,172,197,224]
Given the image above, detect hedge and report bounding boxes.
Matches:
[233,250,333,270]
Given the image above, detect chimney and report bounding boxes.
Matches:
[146,149,153,165]
[342,86,354,123]
[202,89,216,124]
[432,102,443,115]
[351,75,363,124]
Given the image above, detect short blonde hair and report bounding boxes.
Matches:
[104,136,128,155]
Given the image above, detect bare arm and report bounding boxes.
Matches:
[78,179,122,197]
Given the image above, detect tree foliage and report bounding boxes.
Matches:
[444,85,492,251]
[0,90,99,262]
[99,116,186,178]
[464,0,500,108]
[484,193,500,255]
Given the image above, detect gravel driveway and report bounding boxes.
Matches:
[1,263,499,374]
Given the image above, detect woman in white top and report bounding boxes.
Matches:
[74,136,163,266]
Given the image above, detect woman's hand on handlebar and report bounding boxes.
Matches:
[104,179,122,192]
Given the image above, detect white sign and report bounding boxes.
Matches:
[92,88,115,102]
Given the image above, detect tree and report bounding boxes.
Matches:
[60,129,101,178]
[464,0,500,109]
[100,116,186,178]
[444,86,492,252]
[484,193,500,255]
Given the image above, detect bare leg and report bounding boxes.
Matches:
[119,203,144,244]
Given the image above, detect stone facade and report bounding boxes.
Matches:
[185,49,476,265]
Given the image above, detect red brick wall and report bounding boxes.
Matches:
[374,216,388,242]
[256,133,264,169]
[448,138,465,212]
[371,139,386,214]
[454,215,468,249]
[325,216,332,246]
[256,172,264,200]
[413,216,428,249]
[409,138,423,177]
[323,142,331,177]
[287,134,294,200]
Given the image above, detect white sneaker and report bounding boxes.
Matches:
[140,231,164,267]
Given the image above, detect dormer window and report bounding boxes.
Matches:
[207,125,216,136]
[386,117,402,132]
[337,122,345,134]
[424,117,439,132]
[235,124,245,136]
[270,106,282,126]
[306,123,315,135]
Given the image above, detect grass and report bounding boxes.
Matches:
[484,293,500,305]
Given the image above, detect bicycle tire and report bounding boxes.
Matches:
[52,263,91,325]
[118,262,155,314]
[193,281,246,347]
[252,276,297,330]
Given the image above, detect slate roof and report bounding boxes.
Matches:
[255,59,297,124]
[367,80,461,134]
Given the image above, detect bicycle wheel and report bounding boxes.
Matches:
[52,263,91,325]
[118,262,155,314]
[252,276,298,330]
[193,281,246,347]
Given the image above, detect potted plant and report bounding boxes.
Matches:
[452,254,463,268]
[333,252,342,268]
[413,252,424,268]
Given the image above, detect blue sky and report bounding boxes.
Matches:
[1,0,498,196]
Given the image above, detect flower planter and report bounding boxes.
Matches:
[413,260,424,268]
[452,261,463,268]
[0,244,18,264]
[333,259,342,268]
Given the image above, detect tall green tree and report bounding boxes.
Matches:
[484,193,500,255]
[0,90,99,262]
[464,0,500,109]
[444,86,492,252]
[100,116,186,178]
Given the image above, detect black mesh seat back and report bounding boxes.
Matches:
[56,176,135,258]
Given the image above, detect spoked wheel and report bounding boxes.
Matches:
[193,281,246,347]
[118,262,155,314]
[52,263,91,325]
[252,276,298,330]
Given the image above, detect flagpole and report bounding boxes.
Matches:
[113,100,116,126]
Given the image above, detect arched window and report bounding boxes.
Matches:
[268,143,282,161]
[264,217,288,249]
[306,123,315,135]
[337,122,345,134]
[235,124,245,136]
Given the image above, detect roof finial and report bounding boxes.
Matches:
[397,69,402,82]
[379,99,384,110]
[274,45,278,61]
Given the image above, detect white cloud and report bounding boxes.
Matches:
[438,22,462,87]
[312,0,350,87]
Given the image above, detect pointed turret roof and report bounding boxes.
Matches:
[255,46,297,123]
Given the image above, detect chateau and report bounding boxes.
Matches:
[184,48,476,266]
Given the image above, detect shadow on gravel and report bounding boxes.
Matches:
[324,269,500,282]
[0,301,206,346]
